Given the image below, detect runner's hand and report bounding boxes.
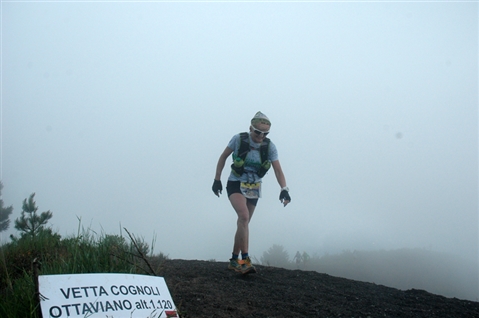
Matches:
[212,179,222,197]
[279,189,291,206]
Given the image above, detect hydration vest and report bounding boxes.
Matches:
[231,132,271,178]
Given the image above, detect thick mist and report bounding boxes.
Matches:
[1,0,477,300]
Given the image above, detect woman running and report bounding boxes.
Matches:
[212,111,291,274]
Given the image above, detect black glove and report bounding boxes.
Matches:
[279,189,291,205]
[212,179,223,197]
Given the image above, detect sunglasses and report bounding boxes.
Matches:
[252,127,270,137]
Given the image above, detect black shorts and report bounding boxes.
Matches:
[226,181,259,206]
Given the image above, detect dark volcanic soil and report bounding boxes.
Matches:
[158,259,479,318]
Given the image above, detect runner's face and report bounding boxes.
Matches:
[250,123,270,143]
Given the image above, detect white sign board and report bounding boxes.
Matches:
[39,273,178,318]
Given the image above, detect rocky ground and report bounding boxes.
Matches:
[157,259,479,318]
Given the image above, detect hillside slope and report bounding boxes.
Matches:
[158,259,479,318]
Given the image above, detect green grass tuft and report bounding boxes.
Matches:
[0,223,168,317]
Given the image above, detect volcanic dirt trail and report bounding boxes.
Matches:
[157,259,479,318]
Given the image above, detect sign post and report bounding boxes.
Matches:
[39,273,178,318]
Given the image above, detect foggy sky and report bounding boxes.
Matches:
[1,1,477,266]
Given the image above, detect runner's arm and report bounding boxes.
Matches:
[215,147,233,180]
[271,160,287,188]
[272,160,290,206]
